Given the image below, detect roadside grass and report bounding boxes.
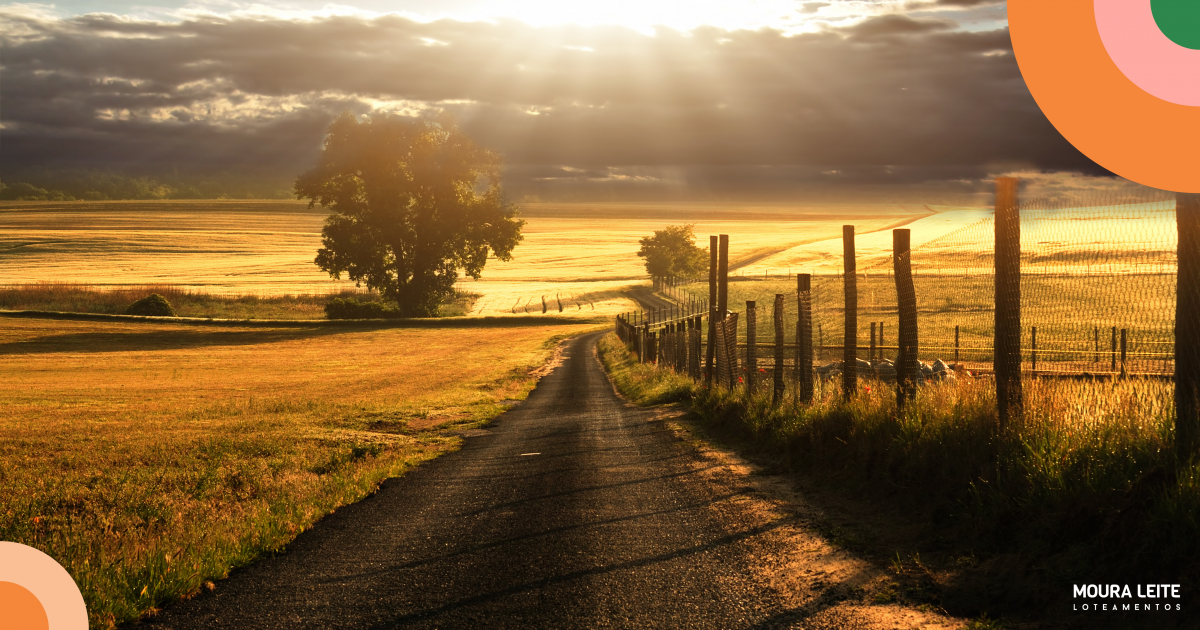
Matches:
[0,317,590,629]
[597,332,1200,623]
[0,282,478,319]
[596,333,696,405]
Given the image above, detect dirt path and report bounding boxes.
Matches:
[132,332,962,629]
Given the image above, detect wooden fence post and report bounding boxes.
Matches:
[894,228,919,408]
[955,325,961,365]
[843,225,857,400]
[1031,326,1038,373]
[707,236,718,385]
[994,176,1022,428]
[746,301,757,394]
[718,235,729,320]
[678,320,687,372]
[796,274,814,404]
[1111,327,1118,372]
[870,322,877,362]
[1120,328,1128,378]
[1177,192,1200,461]
[774,294,785,407]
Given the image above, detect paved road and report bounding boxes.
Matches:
[134,332,858,629]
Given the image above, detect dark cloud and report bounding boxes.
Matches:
[0,10,1099,199]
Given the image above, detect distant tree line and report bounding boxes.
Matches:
[0,169,294,201]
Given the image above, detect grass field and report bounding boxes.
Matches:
[0,283,481,319]
[0,315,593,628]
[0,200,941,320]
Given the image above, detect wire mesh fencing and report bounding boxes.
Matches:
[655,185,1178,382]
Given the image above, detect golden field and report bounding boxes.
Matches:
[0,199,938,319]
[0,199,973,629]
[0,315,593,628]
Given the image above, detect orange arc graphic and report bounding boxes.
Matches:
[1010,0,1200,192]
[0,581,50,630]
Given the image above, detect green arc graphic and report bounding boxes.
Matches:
[1152,0,1200,50]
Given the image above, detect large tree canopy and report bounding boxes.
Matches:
[297,112,524,317]
[636,225,708,280]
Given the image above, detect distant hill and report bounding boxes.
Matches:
[0,168,293,201]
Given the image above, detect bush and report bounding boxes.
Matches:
[125,294,177,317]
[324,298,402,320]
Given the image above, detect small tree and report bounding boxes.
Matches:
[297,112,524,317]
[637,225,708,282]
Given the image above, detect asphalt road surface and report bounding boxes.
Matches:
[134,332,923,630]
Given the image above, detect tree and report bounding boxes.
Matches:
[636,225,708,281]
[296,112,524,317]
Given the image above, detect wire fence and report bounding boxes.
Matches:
[634,186,1179,379]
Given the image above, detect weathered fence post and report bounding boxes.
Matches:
[1120,328,1128,378]
[894,228,919,408]
[746,301,757,394]
[1177,192,1200,460]
[955,325,961,365]
[994,176,1022,428]
[677,319,687,372]
[773,294,785,407]
[1094,327,1100,364]
[797,274,814,404]
[718,235,729,318]
[706,236,718,385]
[870,322,877,362]
[1031,326,1038,373]
[843,225,857,400]
[1111,327,1118,372]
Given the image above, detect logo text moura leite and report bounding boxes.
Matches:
[1073,584,1182,611]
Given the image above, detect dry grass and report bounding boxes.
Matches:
[0,200,930,321]
[0,316,593,628]
[599,333,1200,620]
[0,200,349,295]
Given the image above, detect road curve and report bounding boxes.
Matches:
[132,332,893,629]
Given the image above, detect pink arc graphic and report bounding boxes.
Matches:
[1095,0,1200,106]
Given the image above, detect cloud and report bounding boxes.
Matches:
[0,8,1101,199]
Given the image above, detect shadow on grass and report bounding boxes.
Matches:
[0,310,602,328]
[0,328,347,355]
[0,312,604,355]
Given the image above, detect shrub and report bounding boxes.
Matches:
[324,298,402,320]
[125,294,177,317]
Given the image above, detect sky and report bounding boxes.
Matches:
[0,0,1107,201]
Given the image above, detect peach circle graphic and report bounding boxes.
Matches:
[0,581,50,630]
[1095,0,1200,106]
[0,542,87,630]
[1010,0,1200,192]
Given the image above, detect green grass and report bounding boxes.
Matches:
[598,331,1200,621]
[597,333,696,405]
